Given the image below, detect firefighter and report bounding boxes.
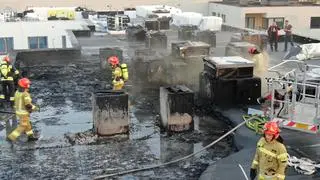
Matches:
[107,56,129,82]
[248,47,269,94]
[112,69,124,90]
[8,78,39,142]
[0,56,19,104]
[250,121,288,180]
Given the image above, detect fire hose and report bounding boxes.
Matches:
[93,116,254,180]
[242,115,268,135]
[288,154,320,175]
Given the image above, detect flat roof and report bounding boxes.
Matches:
[209,1,320,7]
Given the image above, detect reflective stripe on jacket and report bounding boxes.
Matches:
[0,61,18,81]
[14,90,35,116]
[251,137,288,180]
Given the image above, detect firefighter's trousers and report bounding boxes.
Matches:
[1,80,15,101]
[8,115,34,141]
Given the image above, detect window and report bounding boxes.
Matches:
[217,13,221,17]
[245,17,255,29]
[262,18,269,30]
[0,37,14,54]
[310,17,320,29]
[268,18,284,28]
[28,36,48,49]
[212,12,216,16]
[221,14,226,23]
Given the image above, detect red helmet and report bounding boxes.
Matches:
[107,56,119,66]
[264,121,280,138]
[3,56,10,62]
[18,78,31,89]
[248,47,257,54]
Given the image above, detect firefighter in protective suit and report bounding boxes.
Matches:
[250,121,288,180]
[107,56,129,82]
[0,56,19,103]
[8,78,39,142]
[248,47,269,94]
[112,69,124,90]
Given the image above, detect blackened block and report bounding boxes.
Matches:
[171,41,210,59]
[196,31,216,47]
[203,56,254,79]
[160,85,194,132]
[133,58,168,84]
[145,32,167,49]
[126,25,146,41]
[145,20,159,31]
[87,25,96,32]
[92,90,129,136]
[134,49,157,58]
[178,26,198,40]
[72,30,91,37]
[199,72,237,106]
[158,17,171,30]
[99,47,123,70]
[235,77,261,105]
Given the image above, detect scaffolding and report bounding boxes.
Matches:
[267,60,320,134]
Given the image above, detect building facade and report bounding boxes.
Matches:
[209,0,320,40]
[0,21,88,54]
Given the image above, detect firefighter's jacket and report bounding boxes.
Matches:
[251,137,288,180]
[14,90,37,116]
[111,64,128,81]
[0,60,19,81]
[112,67,122,79]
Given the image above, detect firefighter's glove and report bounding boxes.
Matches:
[250,168,257,180]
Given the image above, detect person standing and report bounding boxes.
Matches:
[283,20,294,52]
[267,22,280,52]
[250,122,288,180]
[248,47,269,94]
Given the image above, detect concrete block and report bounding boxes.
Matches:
[160,85,194,132]
[15,48,81,68]
[196,31,217,47]
[92,90,129,136]
[145,32,167,49]
[126,25,146,41]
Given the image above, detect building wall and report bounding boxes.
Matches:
[0,0,212,15]
[245,13,264,30]
[209,3,320,40]
[208,3,245,27]
[0,21,86,49]
[243,6,320,40]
